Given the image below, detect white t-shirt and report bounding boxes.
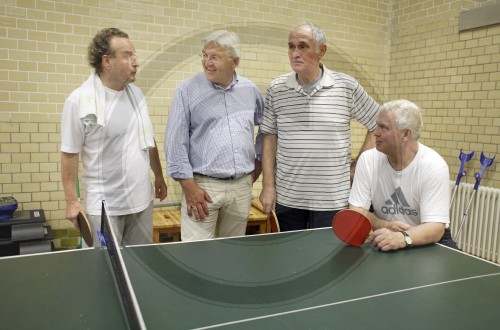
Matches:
[61,85,154,216]
[349,144,450,227]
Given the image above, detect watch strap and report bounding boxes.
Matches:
[401,231,412,248]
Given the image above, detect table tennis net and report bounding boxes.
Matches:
[100,201,146,330]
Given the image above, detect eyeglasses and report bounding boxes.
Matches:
[123,54,138,64]
[107,52,138,64]
[198,52,229,63]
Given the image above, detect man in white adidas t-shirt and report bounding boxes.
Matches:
[349,99,458,251]
[61,28,167,246]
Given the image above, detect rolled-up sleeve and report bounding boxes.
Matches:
[165,85,193,179]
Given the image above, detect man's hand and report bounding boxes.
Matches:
[65,200,83,230]
[369,228,406,251]
[180,179,212,221]
[154,176,168,201]
[259,186,276,215]
[385,220,411,232]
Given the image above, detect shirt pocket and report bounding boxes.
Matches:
[228,111,254,134]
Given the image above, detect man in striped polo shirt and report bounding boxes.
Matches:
[260,22,380,231]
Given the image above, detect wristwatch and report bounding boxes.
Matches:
[401,231,412,248]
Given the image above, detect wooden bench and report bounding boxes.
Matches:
[248,198,268,234]
[153,208,182,243]
[153,199,269,243]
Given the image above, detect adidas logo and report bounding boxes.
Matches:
[381,187,418,216]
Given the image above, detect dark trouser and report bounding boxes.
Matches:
[275,203,340,231]
[439,228,460,250]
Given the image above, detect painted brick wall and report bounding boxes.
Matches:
[0,1,498,243]
[389,0,499,190]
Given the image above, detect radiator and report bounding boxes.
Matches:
[449,181,500,263]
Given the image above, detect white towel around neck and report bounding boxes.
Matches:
[78,71,155,150]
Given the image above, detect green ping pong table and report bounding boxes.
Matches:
[1,228,499,329]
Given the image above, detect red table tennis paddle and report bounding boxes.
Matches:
[269,210,280,233]
[77,211,94,247]
[332,209,371,247]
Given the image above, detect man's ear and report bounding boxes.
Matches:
[232,57,240,68]
[403,129,411,141]
[319,44,327,59]
[102,54,112,70]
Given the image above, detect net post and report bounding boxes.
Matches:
[101,201,147,330]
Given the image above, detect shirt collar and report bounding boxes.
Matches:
[211,72,239,90]
[285,64,335,90]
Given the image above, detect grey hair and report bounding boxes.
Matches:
[291,22,327,45]
[380,100,423,140]
[202,30,240,59]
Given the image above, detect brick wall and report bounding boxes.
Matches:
[0,1,498,245]
[389,0,499,189]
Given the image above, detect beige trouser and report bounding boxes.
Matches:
[180,174,253,241]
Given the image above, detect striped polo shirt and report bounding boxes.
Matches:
[261,65,380,211]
